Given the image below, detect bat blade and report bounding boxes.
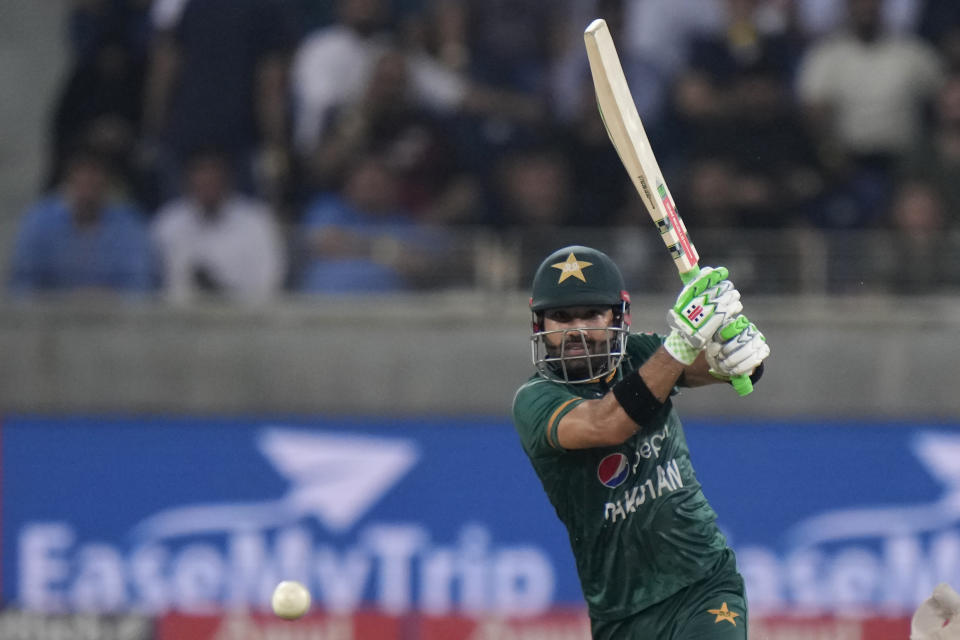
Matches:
[584,18,699,282]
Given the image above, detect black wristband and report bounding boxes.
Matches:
[611,373,665,427]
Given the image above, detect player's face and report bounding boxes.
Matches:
[541,306,617,377]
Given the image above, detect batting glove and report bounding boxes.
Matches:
[664,267,743,365]
[705,315,770,378]
[912,583,960,640]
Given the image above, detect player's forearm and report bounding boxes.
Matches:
[555,395,637,449]
[637,347,687,401]
[679,352,728,387]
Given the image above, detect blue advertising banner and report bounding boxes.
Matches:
[1,416,959,617]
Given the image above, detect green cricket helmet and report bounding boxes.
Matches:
[529,246,631,383]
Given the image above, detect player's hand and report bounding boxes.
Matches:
[706,315,770,378]
[912,583,960,640]
[664,267,742,365]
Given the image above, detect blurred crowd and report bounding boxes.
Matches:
[10,0,960,301]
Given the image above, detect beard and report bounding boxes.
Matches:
[544,329,616,380]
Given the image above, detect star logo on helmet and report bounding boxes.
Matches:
[552,253,593,283]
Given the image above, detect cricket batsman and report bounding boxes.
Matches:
[512,245,770,639]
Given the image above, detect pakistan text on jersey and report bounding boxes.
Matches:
[604,458,683,523]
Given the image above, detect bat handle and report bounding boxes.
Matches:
[731,374,753,396]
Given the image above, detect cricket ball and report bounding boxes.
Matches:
[271,580,311,620]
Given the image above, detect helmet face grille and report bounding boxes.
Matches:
[530,303,630,384]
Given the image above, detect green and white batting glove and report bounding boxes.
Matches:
[911,582,960,640]
[705,315,770,378]
[664,266,743,365]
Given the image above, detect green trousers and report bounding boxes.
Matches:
[590,549,747,640]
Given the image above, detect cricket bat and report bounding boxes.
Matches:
[584,18,753,395]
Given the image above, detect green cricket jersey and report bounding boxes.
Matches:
[512,332,729,621]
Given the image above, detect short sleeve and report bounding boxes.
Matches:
[512,379,583,458]
[625,332,664,361]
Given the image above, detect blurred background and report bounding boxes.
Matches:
[1,0,960,638]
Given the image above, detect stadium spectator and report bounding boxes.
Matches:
[141,0,293,205]
[556,78,633,225]
[621,0,727,100]
[618,0,726,77]
[459,0,560,94]
[292,0,460,155]
[295,155,446,293]
[9,151,154,295]
[151,148,287,305]
[291,0,542,162]
[795,0,944,227]
[883,179,951,293]
[490,146,575,228]
[680,157,742,230]
[68,0,152,65]
[797,0,943,162]
[398,0,471,72]
[551,0,672,135]
[25,0,960,297]
[47,26,147,201]
[673,0,822,228]
[307,48,482,224]
[675,0,797,123]
[794,0,923,39]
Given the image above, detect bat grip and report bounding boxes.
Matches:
[679,265,700,285]
[731,374,754,396]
